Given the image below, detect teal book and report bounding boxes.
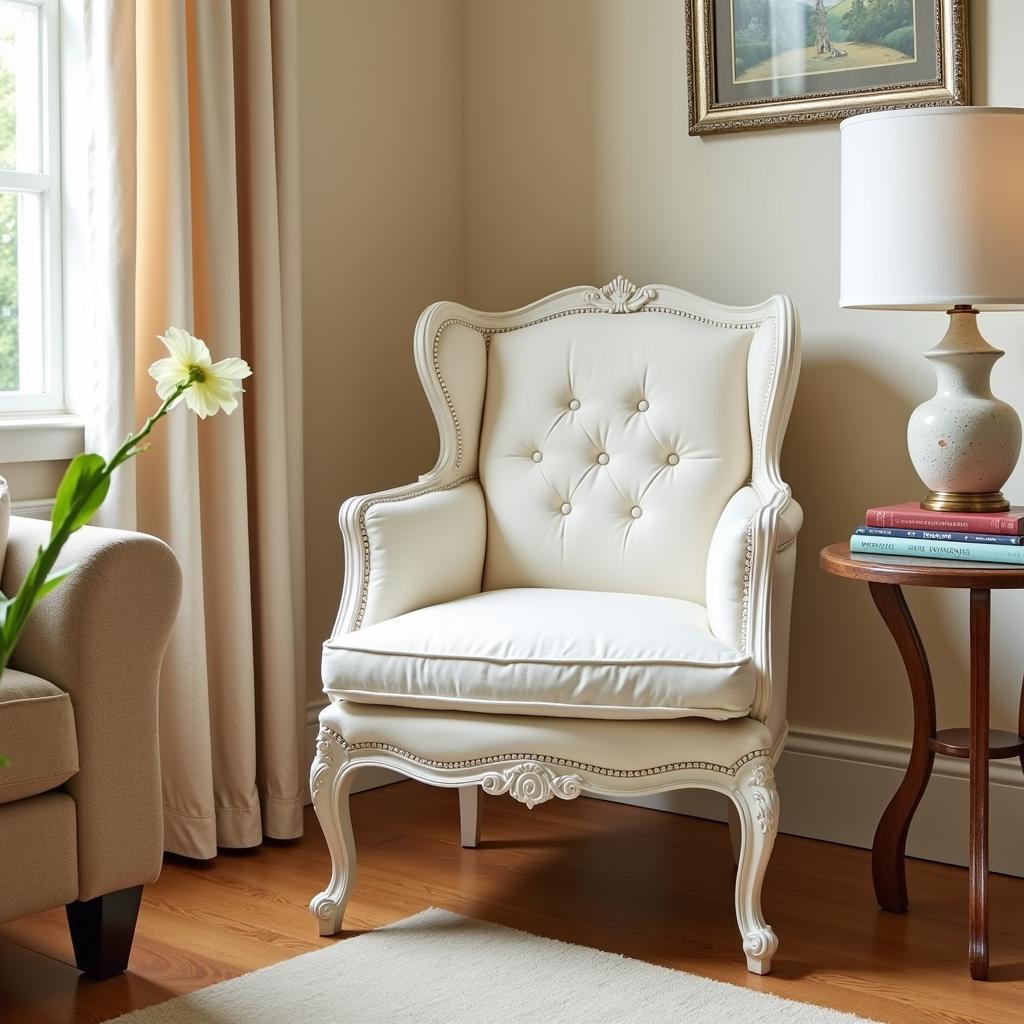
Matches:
[851,533,1024,566]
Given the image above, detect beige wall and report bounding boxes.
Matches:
[1,461,66,503]
[460,0,1024,743]
[298,0,464,700]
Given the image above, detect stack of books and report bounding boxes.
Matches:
[851,502,1024,566]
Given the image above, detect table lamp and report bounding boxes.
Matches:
[840,107,1024,513]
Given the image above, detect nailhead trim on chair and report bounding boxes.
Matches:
[641,305,765,332]
[322,726,770,778]
[431,318,480,469]
[353,474,479,630]
[752,315,779,487]
[742,517,755,652]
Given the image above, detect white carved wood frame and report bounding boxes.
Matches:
[309,725,781,974]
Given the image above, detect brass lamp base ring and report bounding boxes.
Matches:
[921,491,1011,514]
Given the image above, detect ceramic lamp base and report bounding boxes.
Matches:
[908,308,1021,515]
[922,490,1010,514]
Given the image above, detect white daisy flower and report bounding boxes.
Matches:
[148,326,253,418]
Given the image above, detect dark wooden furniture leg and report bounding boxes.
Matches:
[1018,662,1024,777]
[868,582,937,913]
[969,588,991,981]
[66,885,144,980]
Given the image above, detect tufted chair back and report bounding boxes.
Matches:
[479,306,759,604]
[415,278,794,610]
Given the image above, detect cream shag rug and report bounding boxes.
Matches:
[112,908,879,1023]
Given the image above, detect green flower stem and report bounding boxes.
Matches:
[0,378,193,679]
[105,376,194,474]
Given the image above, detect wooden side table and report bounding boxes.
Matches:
[820,542,1024,980]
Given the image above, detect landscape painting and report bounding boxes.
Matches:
[685,0,967,134]
[732,0,916,84]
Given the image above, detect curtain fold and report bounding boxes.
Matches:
[67,0,305,859]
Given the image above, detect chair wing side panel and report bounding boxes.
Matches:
[332,479,487,639]
[327,303,491,641]
[707,489,802,647]
[708,295,800,736]
[747,297,800,500]
[413,306,490,479]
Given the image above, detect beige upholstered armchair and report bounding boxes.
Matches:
[311,278,801,974]
[0,509,181,978]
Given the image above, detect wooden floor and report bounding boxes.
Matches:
[2,782,1024,1024]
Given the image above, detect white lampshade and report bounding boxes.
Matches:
[840,107,1024,310]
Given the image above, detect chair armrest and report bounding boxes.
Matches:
[329,474,486,640]
[1,517,182,901]
[706,486,802,737]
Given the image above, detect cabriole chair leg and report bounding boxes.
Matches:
[310,768,357,936]
[732,761,781,975]
[310,728,358,936]
[66,885,144,980]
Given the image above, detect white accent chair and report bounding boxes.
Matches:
[311,278,801,974]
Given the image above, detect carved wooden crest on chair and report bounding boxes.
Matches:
[310,277,802,974]
[583,275,657,313]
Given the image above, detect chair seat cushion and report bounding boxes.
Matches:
[0,670,79,805]
[322,588,755,720]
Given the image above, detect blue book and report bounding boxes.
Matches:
[851,534,1024,566]
[854,526,1024,546]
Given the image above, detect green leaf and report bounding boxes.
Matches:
[51,453,110,539]
[0,756,8,768]
[36,564,78,601]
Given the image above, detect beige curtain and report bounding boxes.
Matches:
[66,0,306,859]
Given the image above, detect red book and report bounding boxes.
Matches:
[865,502,1024,536]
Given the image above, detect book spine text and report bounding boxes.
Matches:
[854,526,1023,546]
[865,509,1021,535]
[851,534,1024,565]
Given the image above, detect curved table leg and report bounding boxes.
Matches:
[1017,662,1024,779]
[868,582,937,913]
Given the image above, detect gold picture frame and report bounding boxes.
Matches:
[686,0,969,136]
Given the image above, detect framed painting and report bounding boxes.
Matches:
[686,0,968,135]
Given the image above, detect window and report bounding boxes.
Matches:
[0,0,60,413]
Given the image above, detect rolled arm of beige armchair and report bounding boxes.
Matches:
[1,517,182,901]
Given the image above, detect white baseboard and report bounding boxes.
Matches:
[12,498,55,520]
[607,727,1024,879]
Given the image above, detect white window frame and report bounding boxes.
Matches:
[0,0,63,416]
